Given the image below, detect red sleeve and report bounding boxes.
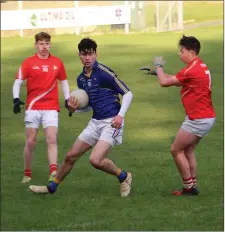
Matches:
[16,60,29,80]
[58,60,67,81]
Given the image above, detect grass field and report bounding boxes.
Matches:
[1,25,223,230]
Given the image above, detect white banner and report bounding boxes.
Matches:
[75,6,131,27]
[1,6,131,30]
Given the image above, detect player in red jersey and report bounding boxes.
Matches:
[12,32,71,183]
[146,35,216,195]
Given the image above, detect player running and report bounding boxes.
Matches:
[29,37,133,197]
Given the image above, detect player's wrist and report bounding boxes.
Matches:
[13,98,20,104]
[118,113,124,118]
[65,99,70,108]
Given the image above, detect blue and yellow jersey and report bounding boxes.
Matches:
[77,61,130,120]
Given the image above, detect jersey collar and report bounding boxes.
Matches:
[188,56,201,66]
[35,53,51,60]
[82,60,98,74]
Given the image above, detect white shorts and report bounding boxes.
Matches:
[24,110,58,129]
[78,117,124,147]
[181,116,216,137]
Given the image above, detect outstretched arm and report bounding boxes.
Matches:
[152,56,181,87]
[156,67,181,87]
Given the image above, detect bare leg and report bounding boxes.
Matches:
[184,139,201,188]
[171,128,200,185]
[55,138,92,182]
[89,140,132,197]
[184,144,196,178]
[24,128,39,170]
[29,138,92,193]
[44,126,58,169]
[22,128,38,183]
[89,140,120,175]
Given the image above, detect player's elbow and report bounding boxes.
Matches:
[124,91,133,100]
[159,80,169,87]
[128,91,133,100]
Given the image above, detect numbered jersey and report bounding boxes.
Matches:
[16,53,67,111]
[175,57,216,119]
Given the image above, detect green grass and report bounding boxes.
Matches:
[1,25,223,231]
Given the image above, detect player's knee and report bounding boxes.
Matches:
[89,156,102,169]
[65,154,75,165]
[46,136,57,145]
[26,138,36,148]
[170,144,179,156]
[65,150,79,164]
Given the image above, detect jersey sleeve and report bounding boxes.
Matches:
[101,69,130,95]
[16,60,29,80]
[58,60,67,81]
[175,68,187,84]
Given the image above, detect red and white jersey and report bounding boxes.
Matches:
[16,53,67,111]
[175,57,216,119]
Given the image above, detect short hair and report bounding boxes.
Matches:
[35,32,51,43]
[178,35,201,55]
[78,37,97,53]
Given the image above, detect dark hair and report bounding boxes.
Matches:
[35,32,51,43]
[78,37,97,53]
[178,35,201,55]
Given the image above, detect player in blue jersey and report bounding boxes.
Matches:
[29,38,133,197]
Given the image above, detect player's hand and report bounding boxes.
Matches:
[13,98,25,114]
[111,115,123,129]
[68,96,80,113]
[140,66,157,76]
[65,99,69,109]
[65,99,73,117]
[152,56,166,68]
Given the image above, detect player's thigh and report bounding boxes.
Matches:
[171,128,200,153]
[184,138,201,156]
[42,110,58,128]
[24,110,41,129]
[99,119,124,147]
[44,126,58,144]
[90,140,112,162]
[78,119,100,147]
[69,138,92,158]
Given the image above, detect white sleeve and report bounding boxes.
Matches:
[60,80,70,100]
[118,91,133,118]
[12,79,23,98]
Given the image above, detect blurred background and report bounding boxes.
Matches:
[1,1,223,37]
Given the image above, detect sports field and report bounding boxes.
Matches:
[1,24,223,231]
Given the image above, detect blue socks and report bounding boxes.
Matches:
[47,181,58,193]
[117,171,127,183]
